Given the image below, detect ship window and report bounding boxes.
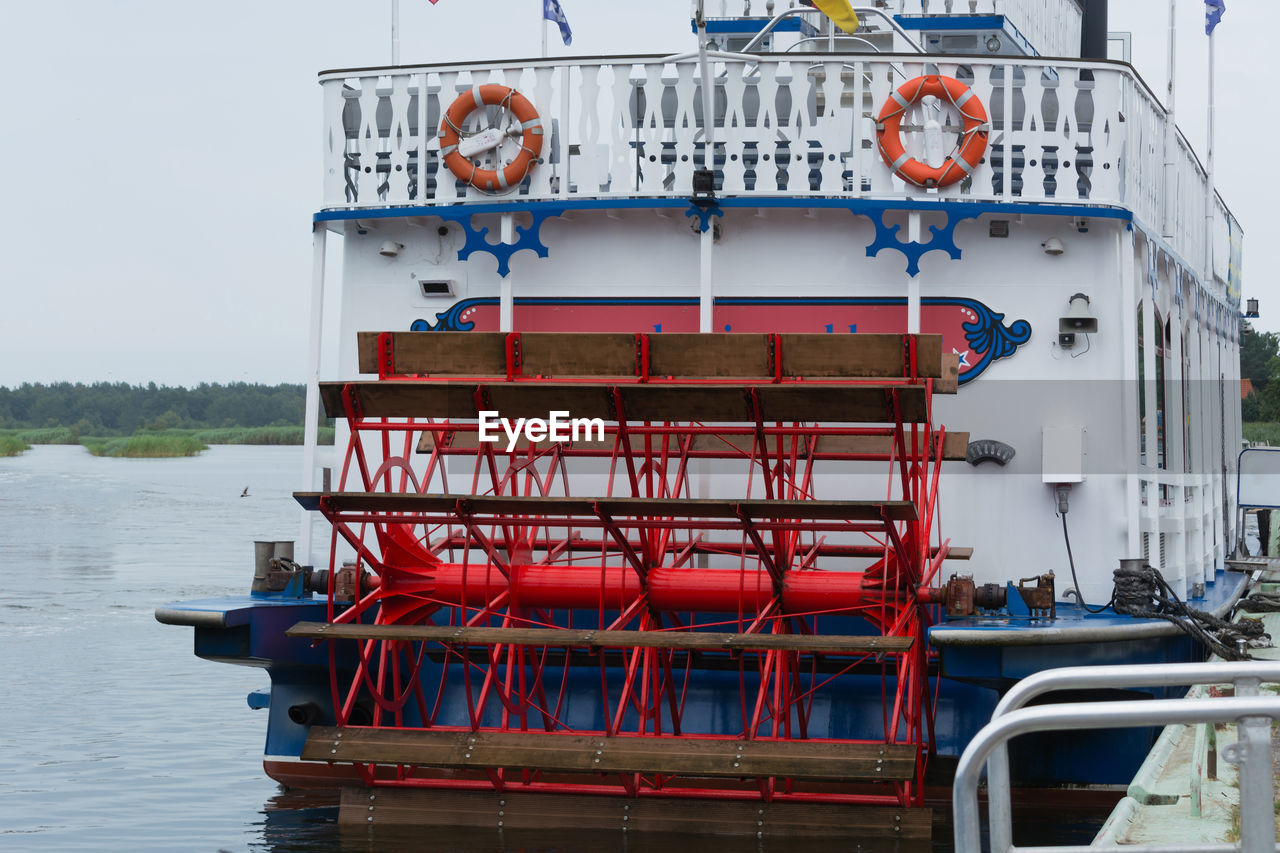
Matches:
[1182,325,1193,473]
[1137,304,1168,472]
[1157,313,1168,473]
[1138,304,1146,466]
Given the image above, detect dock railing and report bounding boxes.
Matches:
[954,661,1280,853]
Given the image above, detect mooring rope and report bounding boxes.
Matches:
[1112,562,1267,661]
[1237,590,1280,613]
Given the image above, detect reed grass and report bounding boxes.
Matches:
[192,426,335,445]
[0,424,334,457]
[14,427,77,444]
[1244,422,1280,446]
[82,434,208,458]
[0,435,30,457]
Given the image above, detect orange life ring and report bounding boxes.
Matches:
[439,84,544,193]
[875,75,989,189]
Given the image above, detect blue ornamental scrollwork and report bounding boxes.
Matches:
[424,209,561,278]
[684,202,724,234]
[925,296,1032,381]
[411,297,497,332]
[863,207,982,278]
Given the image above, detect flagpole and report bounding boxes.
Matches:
[391,0,400,66]
[1162,0,1176,240]
[1205,23,1216,281]
[696,0,715,170]
[541,1,549,58]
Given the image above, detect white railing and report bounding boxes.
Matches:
[956,664,1280,853]
[978,662,1280,853]
[319,52,1237,286]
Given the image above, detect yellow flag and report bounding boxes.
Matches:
[810,0,860,36]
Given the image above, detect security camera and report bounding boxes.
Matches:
[378,241,405,258]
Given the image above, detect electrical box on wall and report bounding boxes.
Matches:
[1042,425,1085,484]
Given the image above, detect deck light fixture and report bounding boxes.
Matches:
[379,241,405,258]
[1246,298,1260,318]
[691,168,717,205]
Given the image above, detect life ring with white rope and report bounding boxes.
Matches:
[439,84,544,193]
[875,75,989,189]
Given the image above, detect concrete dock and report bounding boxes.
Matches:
[1093,583,1280,846]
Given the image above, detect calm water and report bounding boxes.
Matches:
[0,446,316,851]
[0,446,1108,851]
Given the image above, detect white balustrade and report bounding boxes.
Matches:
[319,52,1237,283]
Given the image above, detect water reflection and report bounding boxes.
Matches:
[253,787,941,853]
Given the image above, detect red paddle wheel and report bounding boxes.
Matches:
[291,331,963,835]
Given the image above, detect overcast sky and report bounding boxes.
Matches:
[0,1,1266,387]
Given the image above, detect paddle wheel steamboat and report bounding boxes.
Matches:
[160,0,1248,840]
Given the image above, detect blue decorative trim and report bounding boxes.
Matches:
[508,297,698,304]
[411,298,498,332]
[941,296,1032,380]
[716,197,1133,222]
[893,15,1004,30]
[315,197,1135,226]
[416,207,557,278]
[697,18,810,34]
[1145,236,1159,299]
[316,197,1134,279]
[685,202,724,233]
[863,207,982,278]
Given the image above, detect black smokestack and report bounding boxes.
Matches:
[1081,0,1109,60]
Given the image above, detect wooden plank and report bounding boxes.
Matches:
[415,429,612,454]
[320,380,928,423]
[517,333,637,376]
[811,431,969,461]
[287,621,915,654]
[802,545,971,560]
[305,727,918,782]
[647,333,773,377]
[779,333,942,379]
[415,429,969,460]
[357,331,509,376]
[937,351,960,394]
[340,786,933,838]
[292,491,918,522]
[357,331,945,380]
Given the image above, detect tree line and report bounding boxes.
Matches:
[0,382,312,436]
[1242,324,1280,422]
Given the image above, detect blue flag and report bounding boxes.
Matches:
[544,0,572,46]
[1205,0,1225,35]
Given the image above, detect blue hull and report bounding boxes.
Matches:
[160,570,1246,788]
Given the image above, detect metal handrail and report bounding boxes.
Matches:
[739,6,926,55]
[984,661,1280,853]
[956,662,1280,853]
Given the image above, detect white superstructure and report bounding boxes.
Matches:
[302,0,1244,606]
